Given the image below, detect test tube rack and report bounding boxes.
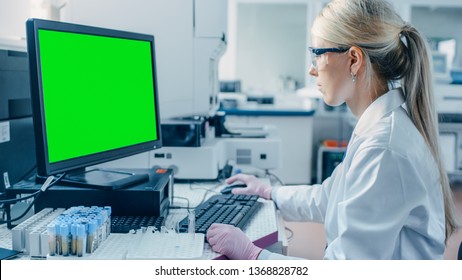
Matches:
[11,208,66,258]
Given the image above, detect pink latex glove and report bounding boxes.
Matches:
[207,223,263,260]
[226,174,272,200]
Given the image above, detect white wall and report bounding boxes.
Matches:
[235,3,307,93]
[0,0,56,50]
[0,0,30,41]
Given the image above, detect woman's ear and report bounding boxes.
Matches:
[348,46,363,75]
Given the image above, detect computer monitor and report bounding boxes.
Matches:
[26,18,162,190]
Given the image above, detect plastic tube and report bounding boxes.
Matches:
[76,224,86,257]
[47,223,56,256]
[60,224,70,256]
[55,223,62,255]
[96,213,104,246]
[71,223,77,255]
[87,220,97,254]
[104,206,112,238]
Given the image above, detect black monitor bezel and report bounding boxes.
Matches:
[26,18,162,177]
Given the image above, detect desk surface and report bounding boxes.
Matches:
[0,182,283,259]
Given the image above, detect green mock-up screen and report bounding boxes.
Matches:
[38,29,158,163]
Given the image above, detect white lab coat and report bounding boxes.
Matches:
[261,88,446,260]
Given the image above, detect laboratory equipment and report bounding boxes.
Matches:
[451,68,462,84]
[152,126,280,180]
[317,146,346,183]
[111,215,165,233]
[439,120,462,184]
[435,84,462,184]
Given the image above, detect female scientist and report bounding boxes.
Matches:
[206,0,458,259]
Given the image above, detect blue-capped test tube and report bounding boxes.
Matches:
[104,206,112,238]
[71,223,77,255]
[96,213,104,246]
[76,224,86,257]
[55,223,62,255]
[87,220,97,254]
[100,209,108,241]
[60,224,70,256]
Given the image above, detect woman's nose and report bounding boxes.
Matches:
[308,65,317,77]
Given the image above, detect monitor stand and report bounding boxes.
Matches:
[36,168,149,190]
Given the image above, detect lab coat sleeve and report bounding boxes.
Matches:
[272,165,339,223]
[325,146,411,259]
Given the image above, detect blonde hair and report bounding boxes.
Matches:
[312,0,457,241]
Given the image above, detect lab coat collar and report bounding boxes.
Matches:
[353,88,405,137]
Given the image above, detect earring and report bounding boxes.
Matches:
[351,73,356,83]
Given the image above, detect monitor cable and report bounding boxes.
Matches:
[193,181,223,206]
[264,169,285,186]
[0,173,66,225]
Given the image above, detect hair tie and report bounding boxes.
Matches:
[399,32,408,48]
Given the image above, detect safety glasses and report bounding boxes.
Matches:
[308,47,350,70]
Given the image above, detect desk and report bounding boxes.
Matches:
[0,181,286,259]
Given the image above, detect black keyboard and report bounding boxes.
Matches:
[111,215,165,233]
[178,194,261,234]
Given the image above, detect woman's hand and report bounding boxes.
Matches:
[206,223,262,260]
[226,174,273,200]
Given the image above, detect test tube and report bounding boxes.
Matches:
[87,220,97,254]
[96,213,104,245]
[60,224,71,256]
[104,206,112,238]
[47,223,56,256]
[55,223,62,255]
[76,224,86,257]
[100,209,108,240]
[71,223,77,255]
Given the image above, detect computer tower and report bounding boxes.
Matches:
[0,49,35,195]
[0,117,36,193]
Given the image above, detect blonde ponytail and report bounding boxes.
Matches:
[400,25,457,240]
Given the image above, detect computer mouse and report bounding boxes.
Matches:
[220,183,247,194]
